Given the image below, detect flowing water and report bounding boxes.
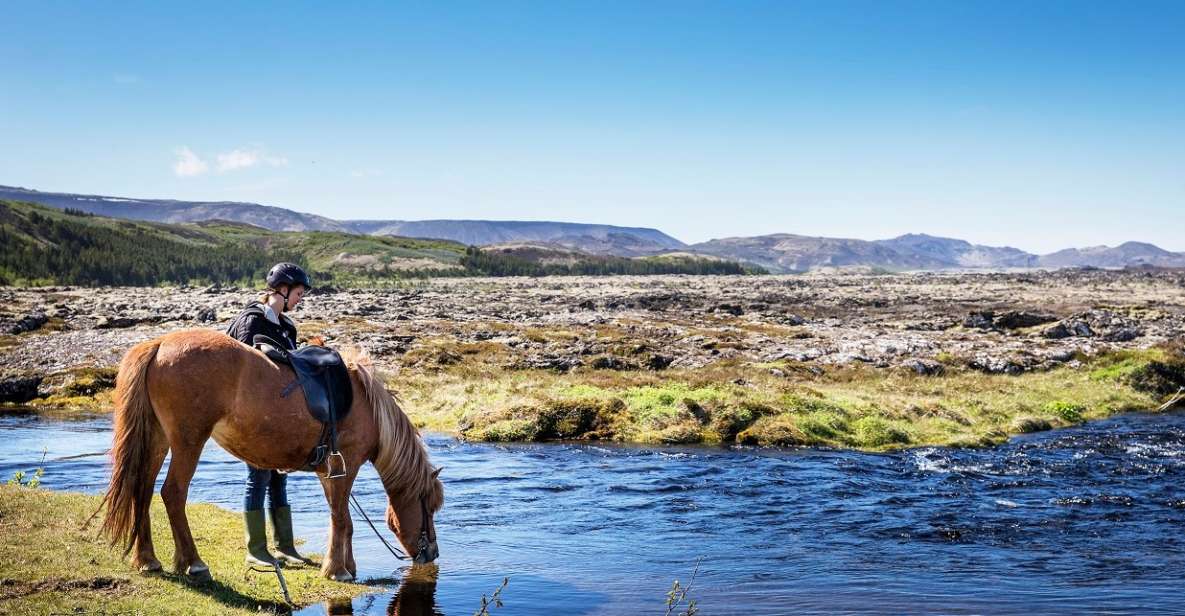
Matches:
[2,410,1184,615]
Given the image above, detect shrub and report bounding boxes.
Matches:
[1043,401,1085,423]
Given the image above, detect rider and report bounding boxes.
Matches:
[224,262,312,567]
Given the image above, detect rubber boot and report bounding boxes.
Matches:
[270,506,309,566]
[244,509,279,568]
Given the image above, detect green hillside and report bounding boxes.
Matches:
[0,200,761,286]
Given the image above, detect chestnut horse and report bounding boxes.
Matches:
[98,329,443,581]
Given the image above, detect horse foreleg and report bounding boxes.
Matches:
[132,441,169,572]
[319,470,359,582]
[160,442,209,579]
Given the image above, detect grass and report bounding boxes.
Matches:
[0,485,371,614]
[389,346,1183,451]
[14,337,1185,452]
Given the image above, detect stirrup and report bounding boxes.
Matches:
[323,451,347,479]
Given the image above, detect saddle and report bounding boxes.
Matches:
[254,335,353,478]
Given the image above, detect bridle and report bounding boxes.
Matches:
[349,492,436,563]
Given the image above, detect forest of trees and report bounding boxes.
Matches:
[0,206,304,286]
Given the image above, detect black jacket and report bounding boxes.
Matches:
[225,301,298,351]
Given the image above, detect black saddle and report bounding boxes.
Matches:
[254,335,353,477]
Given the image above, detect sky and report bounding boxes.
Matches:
[1,1,1182,252]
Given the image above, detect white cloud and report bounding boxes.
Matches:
[172,147,209,177]
[216,148,288,172]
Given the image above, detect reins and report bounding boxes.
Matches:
[349,492,409,561]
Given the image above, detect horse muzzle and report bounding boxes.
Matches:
[414,540,439,564]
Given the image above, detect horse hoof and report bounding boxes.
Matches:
[186,561,212,581]
[329,571,354,582]
[138,560,162,573]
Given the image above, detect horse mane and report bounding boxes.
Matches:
[342,349,443,510]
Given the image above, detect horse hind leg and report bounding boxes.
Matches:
[160,439,211,579]
[131,438,169,572]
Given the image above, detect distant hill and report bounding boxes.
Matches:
[0,185,347,232]
[5,184,1181,272]
[0,186,682,256]
[692,232,1184,273]
[345,219,684,256]
[689,234,948,273]
[0,200,753,286]
[875,234,1038,268]
[1037,242,1185,269]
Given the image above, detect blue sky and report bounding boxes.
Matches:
[1,1,1182,252]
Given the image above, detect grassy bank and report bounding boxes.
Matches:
[389,346,1185,450]
[0,485,369,614]
[10,342,1185,451]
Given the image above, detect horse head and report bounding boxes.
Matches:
[386,466,444,564]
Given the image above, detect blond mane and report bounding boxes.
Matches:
[343,349,443,510]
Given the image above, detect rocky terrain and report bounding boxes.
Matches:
[2,269,1184,407]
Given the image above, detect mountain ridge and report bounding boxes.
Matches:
[4,184,1181,272]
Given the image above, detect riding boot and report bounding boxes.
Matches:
[269,506,309,566]
[244,509,279,568]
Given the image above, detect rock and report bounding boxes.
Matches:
[645,354,673,370]
[195,307,217,323]
[782,314,806,326]
[1103,327,1142,342]
[963,311,995,330]
[5,312,49,335]
[95,316,144,329]
[201,283,221,294]
[901,358,945,376]
[715,303,744,316]
[575,299,596,311]
[0,375,43,403]
[591,356,634,370]
[993,311,1058,329]
[1042,320,1094,339]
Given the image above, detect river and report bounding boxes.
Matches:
[1,411,1183,615]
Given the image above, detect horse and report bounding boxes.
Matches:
[97,328,443,582]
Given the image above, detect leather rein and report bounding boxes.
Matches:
[348,492,434,562]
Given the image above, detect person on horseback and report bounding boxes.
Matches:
[224,262,312,567]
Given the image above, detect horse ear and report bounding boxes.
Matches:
[431,467,443,479]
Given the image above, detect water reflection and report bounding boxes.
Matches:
[313,566,439,616]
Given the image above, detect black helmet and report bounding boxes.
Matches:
[266,262,312,291]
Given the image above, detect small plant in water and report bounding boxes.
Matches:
[664,558,702,616]
[7,449,46,488]
[474,577,509,616]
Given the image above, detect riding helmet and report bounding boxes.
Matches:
[266,262,312,290]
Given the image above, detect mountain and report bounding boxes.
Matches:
[875,234,1038,268]
[0,199,753,286]
[689,234,948,273]
[345,220,684,256]
[5,184,1181,272]
[0,186,681,256]
[1037,242,1185,269]
[0,185,347,232]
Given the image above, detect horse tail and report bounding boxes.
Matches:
[100,338,164,556]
